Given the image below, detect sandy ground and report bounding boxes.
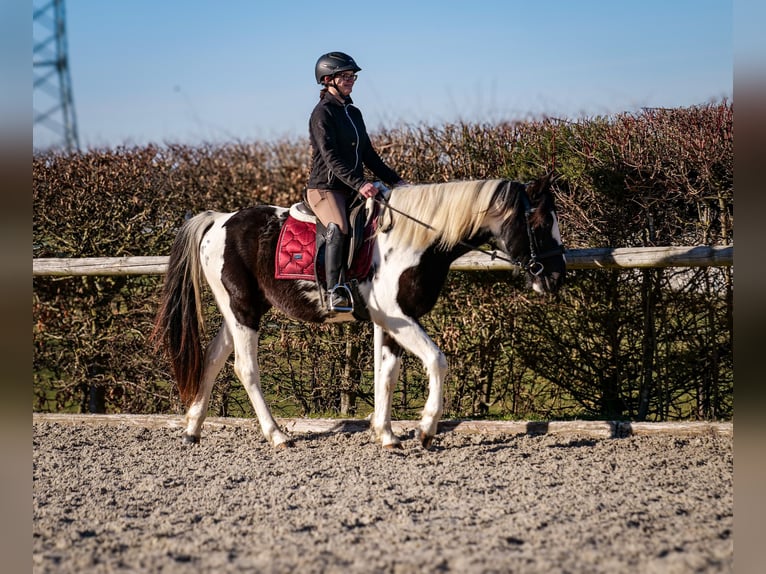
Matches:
[33,420,732,573]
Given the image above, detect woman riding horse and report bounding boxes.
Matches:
[306,52,407,311]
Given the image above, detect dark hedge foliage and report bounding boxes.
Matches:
[33,102,733,421]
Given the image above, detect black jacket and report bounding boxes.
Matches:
[307,94,401,196]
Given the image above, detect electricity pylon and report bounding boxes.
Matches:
[33,0,80,152]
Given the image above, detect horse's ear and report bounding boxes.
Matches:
[527,171,559,197]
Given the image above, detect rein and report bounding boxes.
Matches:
[372,181,560,273]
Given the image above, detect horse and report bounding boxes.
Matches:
[151,173,566,449]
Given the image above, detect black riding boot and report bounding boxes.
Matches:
[324,223,352,312]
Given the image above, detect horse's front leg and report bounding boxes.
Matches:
[391,323,447,449]
[184,325,233,443]
[418,346,447,449]
[232,325,293,449]
[371,324,403,449]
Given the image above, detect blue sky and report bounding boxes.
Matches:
[32,0,732,150]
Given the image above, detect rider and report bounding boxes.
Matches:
[306,51,407,312]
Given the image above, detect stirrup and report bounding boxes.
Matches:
[328,283,353,313]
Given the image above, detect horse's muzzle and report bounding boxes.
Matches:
[531,268,565,295]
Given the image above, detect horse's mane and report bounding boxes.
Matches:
[383,180,505,251]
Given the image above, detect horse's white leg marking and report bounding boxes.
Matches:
[371,324,401,448]
[231,324,292,448]
[368,246,448,447]
[409,333,448,446]
[185,324,233,439]
[383,319,447,447]
[198,222,289,448]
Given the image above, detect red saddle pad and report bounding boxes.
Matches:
[275,215,376,281]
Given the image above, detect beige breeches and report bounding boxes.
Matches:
[305,188,349,235]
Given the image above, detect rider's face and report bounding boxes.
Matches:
[330,72,356,97]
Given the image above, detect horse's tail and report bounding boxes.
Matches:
[151,211,218,405]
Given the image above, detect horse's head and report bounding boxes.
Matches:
[498,173,566,295]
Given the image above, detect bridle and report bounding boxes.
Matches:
[373,180,564,275]
[517,186,565,276]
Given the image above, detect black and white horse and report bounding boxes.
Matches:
[152,174,565,449]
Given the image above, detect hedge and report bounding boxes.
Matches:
[33,101,733,421]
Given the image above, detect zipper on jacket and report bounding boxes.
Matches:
[344,103,360,171]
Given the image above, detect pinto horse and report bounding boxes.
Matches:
[152,173,565,449]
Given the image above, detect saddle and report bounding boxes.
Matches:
[275,195,379,286]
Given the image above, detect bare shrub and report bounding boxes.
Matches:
[33,102,732,420]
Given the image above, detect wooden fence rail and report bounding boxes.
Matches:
[32,245,732,276]
[33,413,733,438]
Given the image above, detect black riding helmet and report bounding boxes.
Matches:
[315,52,361,84]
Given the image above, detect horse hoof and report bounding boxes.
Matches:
[383,441,403,451]
[182,434,199,445]
[419,431,434,449]
[275,439,295,450]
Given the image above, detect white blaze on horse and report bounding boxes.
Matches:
[152,173,566,449]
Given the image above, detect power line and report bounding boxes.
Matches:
[33,0,80,153]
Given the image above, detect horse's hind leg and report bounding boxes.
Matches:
[371,324,403,449]
[184,325,234,443]
[231,324,293,449]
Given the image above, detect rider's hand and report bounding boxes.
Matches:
[359,182,378,198]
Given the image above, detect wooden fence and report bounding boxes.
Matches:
[33,245,733,276]
[33,413,733,438]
